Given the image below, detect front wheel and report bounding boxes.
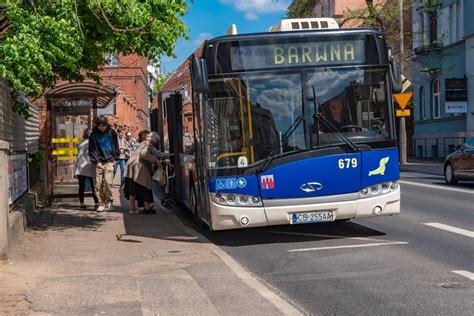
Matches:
[444,163,458,184]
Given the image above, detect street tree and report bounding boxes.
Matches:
[0,0,188,116]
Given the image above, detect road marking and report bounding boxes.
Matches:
[288,241,408,252]
[452,270,474,281]
[165,211,304,315]
[255,229,385,242]
[398,180,474,194]
[424,222,474,238]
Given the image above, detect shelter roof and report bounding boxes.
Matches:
[45,82,117,108]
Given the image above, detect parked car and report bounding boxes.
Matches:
[444,137,474,184]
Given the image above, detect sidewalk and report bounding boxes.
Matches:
[400,158,444,176]
[0,185,302,315]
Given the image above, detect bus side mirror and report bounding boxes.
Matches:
[191,56,209,94]
[390,61,402,93]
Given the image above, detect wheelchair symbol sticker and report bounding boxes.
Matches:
[216,179,226,190]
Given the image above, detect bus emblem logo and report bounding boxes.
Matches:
[261,175,275,190]
[300,182,323,192]
[368,157,390,176]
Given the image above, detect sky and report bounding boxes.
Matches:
[159,0,292,73]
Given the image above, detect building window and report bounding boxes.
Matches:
[432,79,441,118]
[429,11,437,44]
[419,86,426,120]
[417,6,438,47]
[448,1,464,44]
[105,53,119,67]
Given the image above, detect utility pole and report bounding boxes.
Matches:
[399,0,407,165]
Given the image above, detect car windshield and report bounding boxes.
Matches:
[307,67,392,148]
[207,73,304,173]
[465,137,474,149]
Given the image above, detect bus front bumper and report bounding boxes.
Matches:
[209,187,400,231]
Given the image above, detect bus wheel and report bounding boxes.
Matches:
[190,186,204,227]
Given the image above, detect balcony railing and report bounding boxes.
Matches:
[414,43,443,55]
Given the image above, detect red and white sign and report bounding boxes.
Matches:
[260,175,275,190]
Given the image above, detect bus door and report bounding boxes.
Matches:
[165,93,184,201]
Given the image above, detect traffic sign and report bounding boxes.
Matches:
[401,74,412,93]
[396,109,411,117]
[393,92,413,110]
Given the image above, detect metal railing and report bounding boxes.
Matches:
[413,137,466,160]
[414,43,443,55]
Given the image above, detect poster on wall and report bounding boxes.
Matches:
[8,153,28,205]
[445,78,468,113]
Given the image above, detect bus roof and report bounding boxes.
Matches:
[204,28,383,46]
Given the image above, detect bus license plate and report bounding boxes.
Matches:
[291,211,334,224]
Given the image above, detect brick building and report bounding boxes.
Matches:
[101,54,151,135]
[289,0,386,27]
[35,53,152,198]
[38,54,151,146]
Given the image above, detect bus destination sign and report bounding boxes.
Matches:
[230,40,365,70]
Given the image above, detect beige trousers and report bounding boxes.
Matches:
[94,162,114,206]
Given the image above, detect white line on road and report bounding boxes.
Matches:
[452,270,474,281]
[398,180,474,194]
[424,222,474,238]
[288,241,408,252]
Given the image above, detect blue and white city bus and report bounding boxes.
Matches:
[159,18,403,230]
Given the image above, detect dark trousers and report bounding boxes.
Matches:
[78,175,99,204]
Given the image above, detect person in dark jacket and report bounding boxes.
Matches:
[89,115,120,212]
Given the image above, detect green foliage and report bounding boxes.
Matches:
[0,0,189,115]
[152,72,170,93]
[28,151,43,167]
[287,0,320,18]
[342,1,412,66]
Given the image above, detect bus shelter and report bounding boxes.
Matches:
[44,82,116,199]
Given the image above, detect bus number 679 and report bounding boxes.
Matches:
[338,158,357,169]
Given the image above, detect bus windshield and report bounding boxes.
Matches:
[207,66,392,174]
[307,66,392,148]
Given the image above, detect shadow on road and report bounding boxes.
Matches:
[172,205,386,247]
[28,207,108,231]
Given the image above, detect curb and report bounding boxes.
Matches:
[163,208,305,316]
[7,193,37,257]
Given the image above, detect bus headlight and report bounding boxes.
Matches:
[359,181,398,199]
[211,193,263,207]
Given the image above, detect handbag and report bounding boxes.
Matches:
[153,166,166,186]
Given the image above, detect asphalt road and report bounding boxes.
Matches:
[175,171,474,315]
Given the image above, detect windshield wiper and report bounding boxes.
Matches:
[257,114,304,173]
[311,86,360,153]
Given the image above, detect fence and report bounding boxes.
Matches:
[0,80,41,203]
[414,136,466,159]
